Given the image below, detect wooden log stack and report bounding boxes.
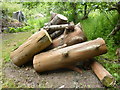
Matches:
[10,13,116,87]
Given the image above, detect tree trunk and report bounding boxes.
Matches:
[91,61,116,87]
[70,2,77,23]
[33,38,107,73]
[108,19,120,36]
[10,29,52,66]
[47,14,68,25]
[43,23,74,34]
[116,48,120,62]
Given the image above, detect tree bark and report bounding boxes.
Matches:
[33,38,107,73]
[10,29,52,66]
[91,61,116,87]
[63,23,87,46]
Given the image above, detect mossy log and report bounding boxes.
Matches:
[91,61,116,87]
[33,38,107,73]
[10,29,52,66]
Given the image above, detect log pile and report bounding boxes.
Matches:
[10,13,116,87]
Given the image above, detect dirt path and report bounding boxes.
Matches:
[2,32,104,88]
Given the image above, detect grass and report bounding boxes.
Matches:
[2,32,32,88]
[80,10,120,86]
[2,32,32,63]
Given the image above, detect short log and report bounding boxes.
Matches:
[91,61,116,87]
[48,14,68,25]
[33,38,107,73]
[10,29,52,66]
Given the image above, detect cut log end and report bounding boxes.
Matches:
[57,14,68,21]
[43,29,52,43]
[102,75,116,87]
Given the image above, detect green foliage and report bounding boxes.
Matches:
[2,32,32,63]
[1,2,22,17]
[8,25,34,33]
[81,9,120,86]
[22,2,40,9]
[27,17,49,30]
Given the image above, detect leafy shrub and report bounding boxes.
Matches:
[8,25,34,33]
[1,2,22,17]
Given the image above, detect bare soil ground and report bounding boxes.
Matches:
[1,32,105,88]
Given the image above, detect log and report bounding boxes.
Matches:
[47,14,68,25]
[91,61,116,87]
[43,23,74,34]
[50,12,57,20]
[45,23,87,50]
[63,23,87,46]
[10,29,52,66]
[33,38,107,73]
[50,30,64,40]
[49,22,75,39]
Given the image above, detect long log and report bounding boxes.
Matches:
[91,61,116,87]
[43,23,74,34]
[10,29,52,66]
[33,38,107,73]
[49,22,75,39]
[47,14,68,25]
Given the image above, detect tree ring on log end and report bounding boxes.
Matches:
[102,75,116,87]
[42,29,52,43]
[57,14,68,21]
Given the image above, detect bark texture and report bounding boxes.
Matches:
[33,38,107,73]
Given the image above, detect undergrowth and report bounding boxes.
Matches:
[81,10,120,86]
